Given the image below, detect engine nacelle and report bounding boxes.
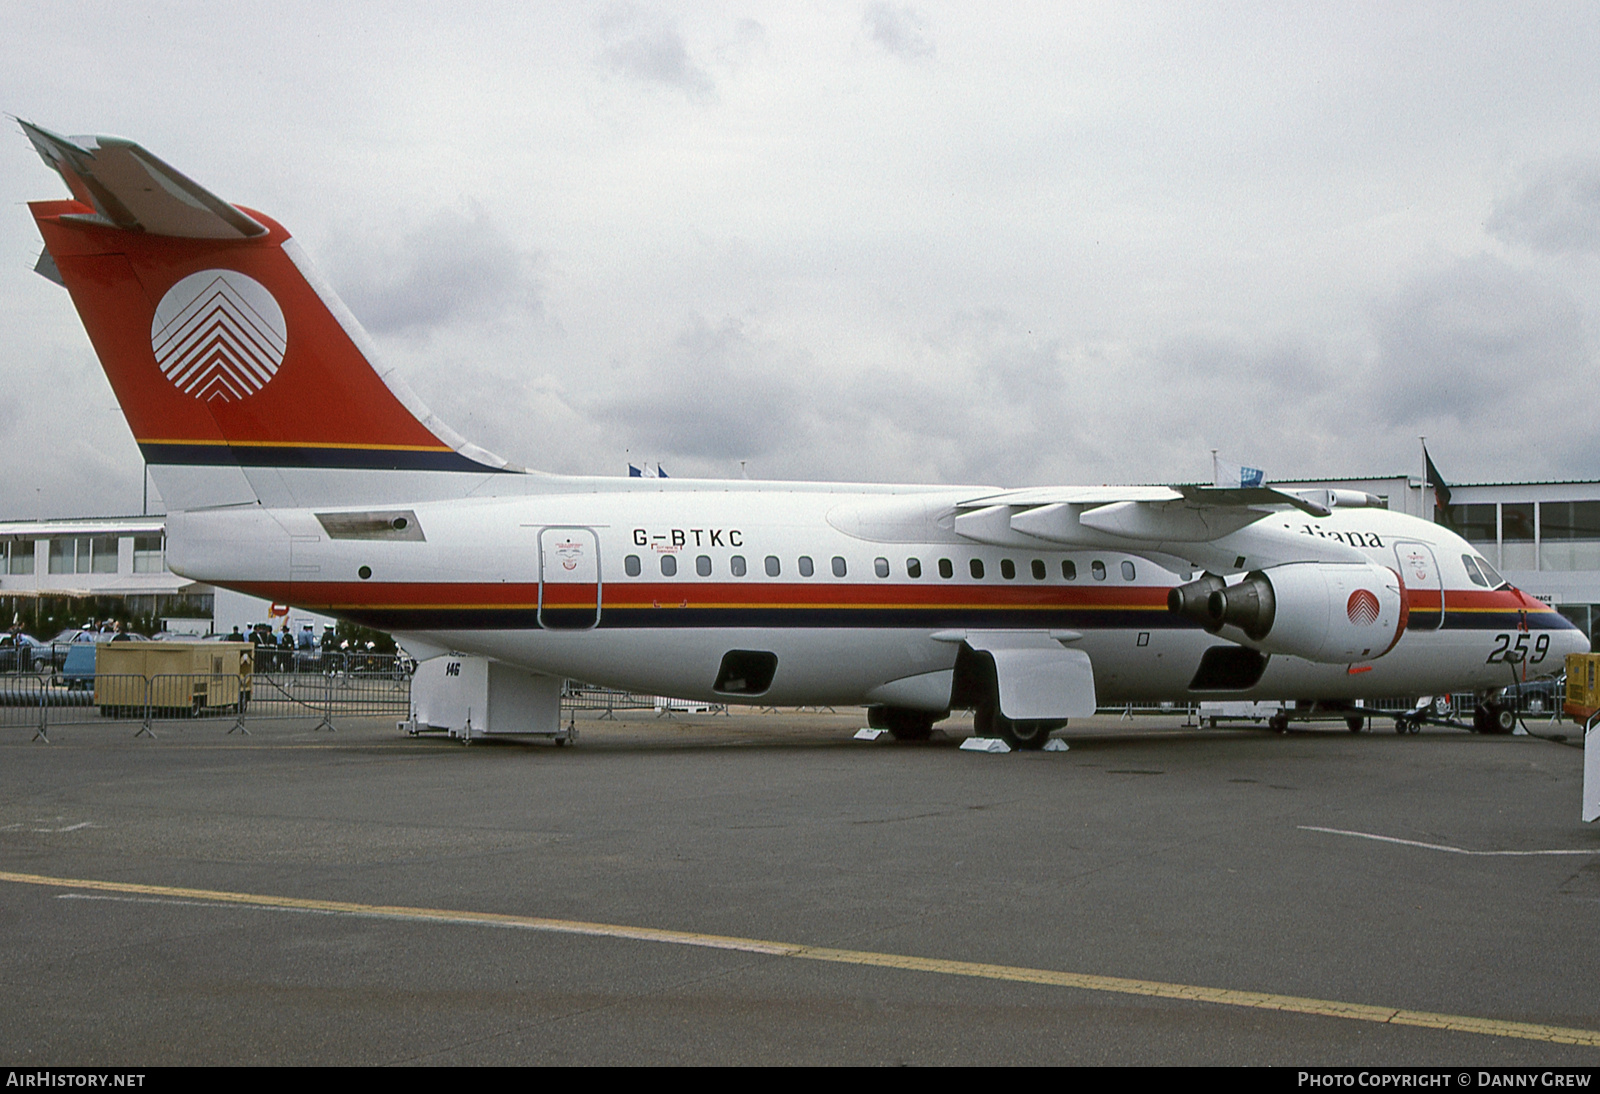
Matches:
[1168,562,1407,663]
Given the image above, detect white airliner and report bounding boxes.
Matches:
[21,121,1587,746]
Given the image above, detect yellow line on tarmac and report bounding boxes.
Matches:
[5,869,1596,1048]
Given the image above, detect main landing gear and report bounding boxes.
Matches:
[867,705,942,742]
[973,699,1064,750]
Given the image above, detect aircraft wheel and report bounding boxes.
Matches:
[1346,715,1364,733]
[1483,703,1517,735]
[975,699,1053,750]
[997,715,1055,750]
[882,707,937,742]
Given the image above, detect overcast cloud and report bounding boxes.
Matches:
[4,3,1600,520]
[1488,160,1600,255]
[325,203,545,337]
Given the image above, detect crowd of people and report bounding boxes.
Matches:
[1,616,396,676]
[231,623,388,674]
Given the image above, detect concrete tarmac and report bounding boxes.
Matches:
[1,709,1597,1065]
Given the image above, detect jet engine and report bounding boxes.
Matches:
[1167,562,1407,664]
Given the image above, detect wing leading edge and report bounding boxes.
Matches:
[950,484,1384,572]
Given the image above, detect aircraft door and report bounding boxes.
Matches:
[539,527,601,630]
[1394,541,1443,631]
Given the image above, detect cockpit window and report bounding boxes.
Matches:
[1474,556,1507,589]
[1462,554,1488,587]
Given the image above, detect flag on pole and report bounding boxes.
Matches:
[1213,454,1265,489]
[1424,446,1451,513]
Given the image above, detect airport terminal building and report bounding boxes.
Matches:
[0,515,329,637]
[3,473,1599,649]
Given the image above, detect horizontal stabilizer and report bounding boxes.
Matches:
[21,120,265,239]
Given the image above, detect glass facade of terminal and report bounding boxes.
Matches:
[1440,500,1600,573]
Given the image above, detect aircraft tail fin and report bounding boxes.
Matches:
[23,121,516,511]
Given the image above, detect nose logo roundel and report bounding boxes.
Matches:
[150,270,287,402]
[1347,589,1381,626]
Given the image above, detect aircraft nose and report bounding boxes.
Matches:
[1555,615,1592,659]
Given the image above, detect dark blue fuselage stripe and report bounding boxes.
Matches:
[141,443,507,472]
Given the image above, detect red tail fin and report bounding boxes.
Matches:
[24,123,511,510]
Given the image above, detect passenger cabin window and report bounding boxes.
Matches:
[832,556,847,577]
[731,555,747,577]
[874,557,890,578]
[660,554,678,577]
[799,556,815,577]
[765,555,781,577]
[1031,559,1046,581]
[696,555,712,577]
[625,554,642,577]
[938,558,953,579]
[907,558,922,578]
[1000,559,1016,580]
[1062,560,1077,580]
[1121,560,1136,581]
[969,559,985,579]
[1091,560,1107,581]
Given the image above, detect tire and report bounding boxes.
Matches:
[1394,717,1409,734]
[1485,704,1517,735]
[1268,712,1290,734]
[977,699,1054,750]
[882,707,937,742]
[1346,715,1364,733]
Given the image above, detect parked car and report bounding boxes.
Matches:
[55,630,148,688]
[0,634,53,673]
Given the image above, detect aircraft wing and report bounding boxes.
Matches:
[22,120,266,239]
[957,484,1366,518]
[951,484,1383,572]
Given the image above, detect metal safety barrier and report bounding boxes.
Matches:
[560,683,659,720]
[1,655,416,741]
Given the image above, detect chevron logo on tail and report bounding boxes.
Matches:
[151,269,287,402]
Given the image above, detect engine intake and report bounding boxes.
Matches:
[1168,563,1405,663]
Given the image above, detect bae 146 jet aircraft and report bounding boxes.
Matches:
[20,121,1588,747]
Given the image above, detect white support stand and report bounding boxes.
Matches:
[399,655,570,744]
[1584,713,1599,824]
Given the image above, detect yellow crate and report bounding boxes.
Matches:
[1564,652,1600,720]
[94,641,254,713]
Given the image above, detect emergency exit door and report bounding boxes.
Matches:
[539,527,601,629]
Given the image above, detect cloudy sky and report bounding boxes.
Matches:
[4,2,1600,518]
